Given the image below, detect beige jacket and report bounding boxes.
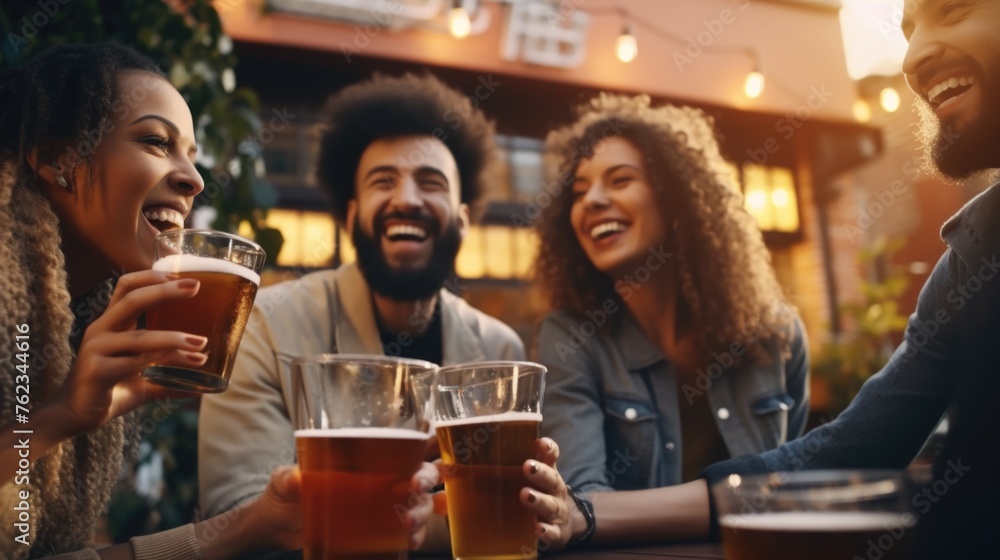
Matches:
[197,264,525,517]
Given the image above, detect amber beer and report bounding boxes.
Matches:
[296,428,430,560]
[436,412,542,560]
[720,512,913,560]
[145,254,259,392]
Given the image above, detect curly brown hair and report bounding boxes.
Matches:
[535,94,792,362]
[317,73,496,224]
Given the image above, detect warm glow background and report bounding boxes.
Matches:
[839,0,908,79]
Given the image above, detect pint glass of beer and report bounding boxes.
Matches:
[431,361,546,560]
[292,355,438,560]
[713,470,915,560]
[142,229,265,393]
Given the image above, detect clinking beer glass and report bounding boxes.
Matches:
[142,229,265,393]
[429,361,547,560]
[291,355,438,560]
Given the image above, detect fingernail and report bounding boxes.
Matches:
[165,272,181,280]
[178,279,199,290]
[185,335,208,348]
[547,440,555,452]
[527,491,537,503]
[539,525,546,535]
[187,352,208,364]
[529,461,539,474]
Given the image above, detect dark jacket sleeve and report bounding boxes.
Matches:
[702,249,964,536]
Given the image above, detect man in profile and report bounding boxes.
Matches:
[198,74,524,517]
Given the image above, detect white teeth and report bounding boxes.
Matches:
[143,208,184,229]
[590,221,627,239]
[926,76,976,104]
[385,224,428,240]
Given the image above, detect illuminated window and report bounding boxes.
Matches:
[456,225,538,280]
[740,164,800,234]
[248,209,336,268]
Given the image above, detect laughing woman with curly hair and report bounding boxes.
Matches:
[0,43,329,560]
[533,94,809,543]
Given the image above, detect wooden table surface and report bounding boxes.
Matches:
[556,543,724,560]
[254,543,725,560]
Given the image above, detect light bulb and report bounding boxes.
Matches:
[616,27,637,63]
[880,87,901,113]
[449,7,472,39]
[744,70,765,99]
[853,99,872,122]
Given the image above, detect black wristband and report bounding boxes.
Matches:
[565,485,596,548]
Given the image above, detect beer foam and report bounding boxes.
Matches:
[720,512,914,532]
[153,254,260,285]
[434,411,542,428]
[294,428,431,440]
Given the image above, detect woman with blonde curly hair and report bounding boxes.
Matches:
[533,94,809,537]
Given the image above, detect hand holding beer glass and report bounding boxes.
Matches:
[142,229,265,393]
[291,355,438,560]
[428,361,547,560]
[713,470,915,560]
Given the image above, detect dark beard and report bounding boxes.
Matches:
[914,71,1000,179]
[916,100,976,179]
[352,217,462,301]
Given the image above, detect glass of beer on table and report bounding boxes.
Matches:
[291,355,438,560]
[142,229,264,393]
[428,361,546,560]
[712,470,915,560]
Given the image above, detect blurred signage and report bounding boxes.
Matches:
[267,0,444,27]
[501,1,589,68]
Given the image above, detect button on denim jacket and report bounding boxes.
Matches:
[537,309,809,493]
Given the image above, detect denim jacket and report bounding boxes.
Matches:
[537,307,809,493]
[703,182,1000,485]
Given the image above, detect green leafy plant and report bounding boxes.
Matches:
[812,237,911,415]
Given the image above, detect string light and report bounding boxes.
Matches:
[744,67,765,99]
[879,87,901,113]
[603,6,766,98]
[616,23,637,63]
[443,3,772,100]
[448,1,472,39]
